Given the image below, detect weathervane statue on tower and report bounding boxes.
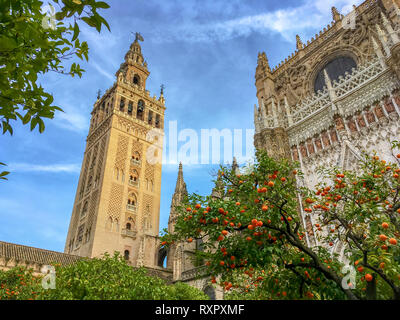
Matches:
[131,32,144,43]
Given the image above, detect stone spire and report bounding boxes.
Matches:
[296,35,304,50]
[256,52,271,74]
[173,162,187,202]
[232,157,239,173]
[332,7,342,23]
[168,162,188,231]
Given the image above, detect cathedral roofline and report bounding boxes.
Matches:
[260,0,384,78]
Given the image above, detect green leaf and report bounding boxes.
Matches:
[72,22,80,41]
[95,1,111,9]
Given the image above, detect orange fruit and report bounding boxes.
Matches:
[187,238,193,243]
[382,222,389,229]
[389,238,397,245]
[365,274,373,282]
[379,234,388,241]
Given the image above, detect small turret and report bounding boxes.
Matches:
[296,35,304,50]
[332,7,342,23]
[211,171,224,200]
[256,52,271,75]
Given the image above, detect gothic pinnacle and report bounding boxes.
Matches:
[331,6,342,23]
[174,162,187,194]
[257,52,271,72]
[232,157,239,173]
[296,35,304,50]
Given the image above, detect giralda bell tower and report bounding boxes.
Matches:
[64,33,165,268]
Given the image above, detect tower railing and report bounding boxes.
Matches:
[129,179,140,188]
[131,159,141,167]
[121,228,137,238]
[126,204,137,212]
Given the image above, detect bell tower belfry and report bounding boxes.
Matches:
[64,33,166,268]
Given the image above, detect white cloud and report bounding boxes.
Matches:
[9,163,81,173]
[55,107,89,133]
[91,60,115,82]
[151,0,364,43]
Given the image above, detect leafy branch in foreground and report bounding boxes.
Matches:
[0,0,111,180]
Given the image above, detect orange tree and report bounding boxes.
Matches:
[0,253,209,300]
[161,144,400,300]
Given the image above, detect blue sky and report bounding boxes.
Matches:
[0,0,363,252]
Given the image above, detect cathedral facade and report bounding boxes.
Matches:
[254,0,400,252]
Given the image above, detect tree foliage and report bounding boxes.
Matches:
[161,143,400,300]
[0,0,111,179]
[0,253,209,300]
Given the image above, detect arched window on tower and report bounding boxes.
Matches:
[148,110,153,125]
[128,101,133,115]
[120,97,125,112]
[126,222,131,230]
[124,250,130,261]
[127,193,137,212]
[131,152,141,166]
[94,174,100,188]
[85,227,91,243]
[137,100,145,121]
[133,74,140,86]
[81,201,88,218]
[129,170,139,187]
[87,176,93,191]
[106,217,113,231]
[143,205,152,230]
[155,114,161,128]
